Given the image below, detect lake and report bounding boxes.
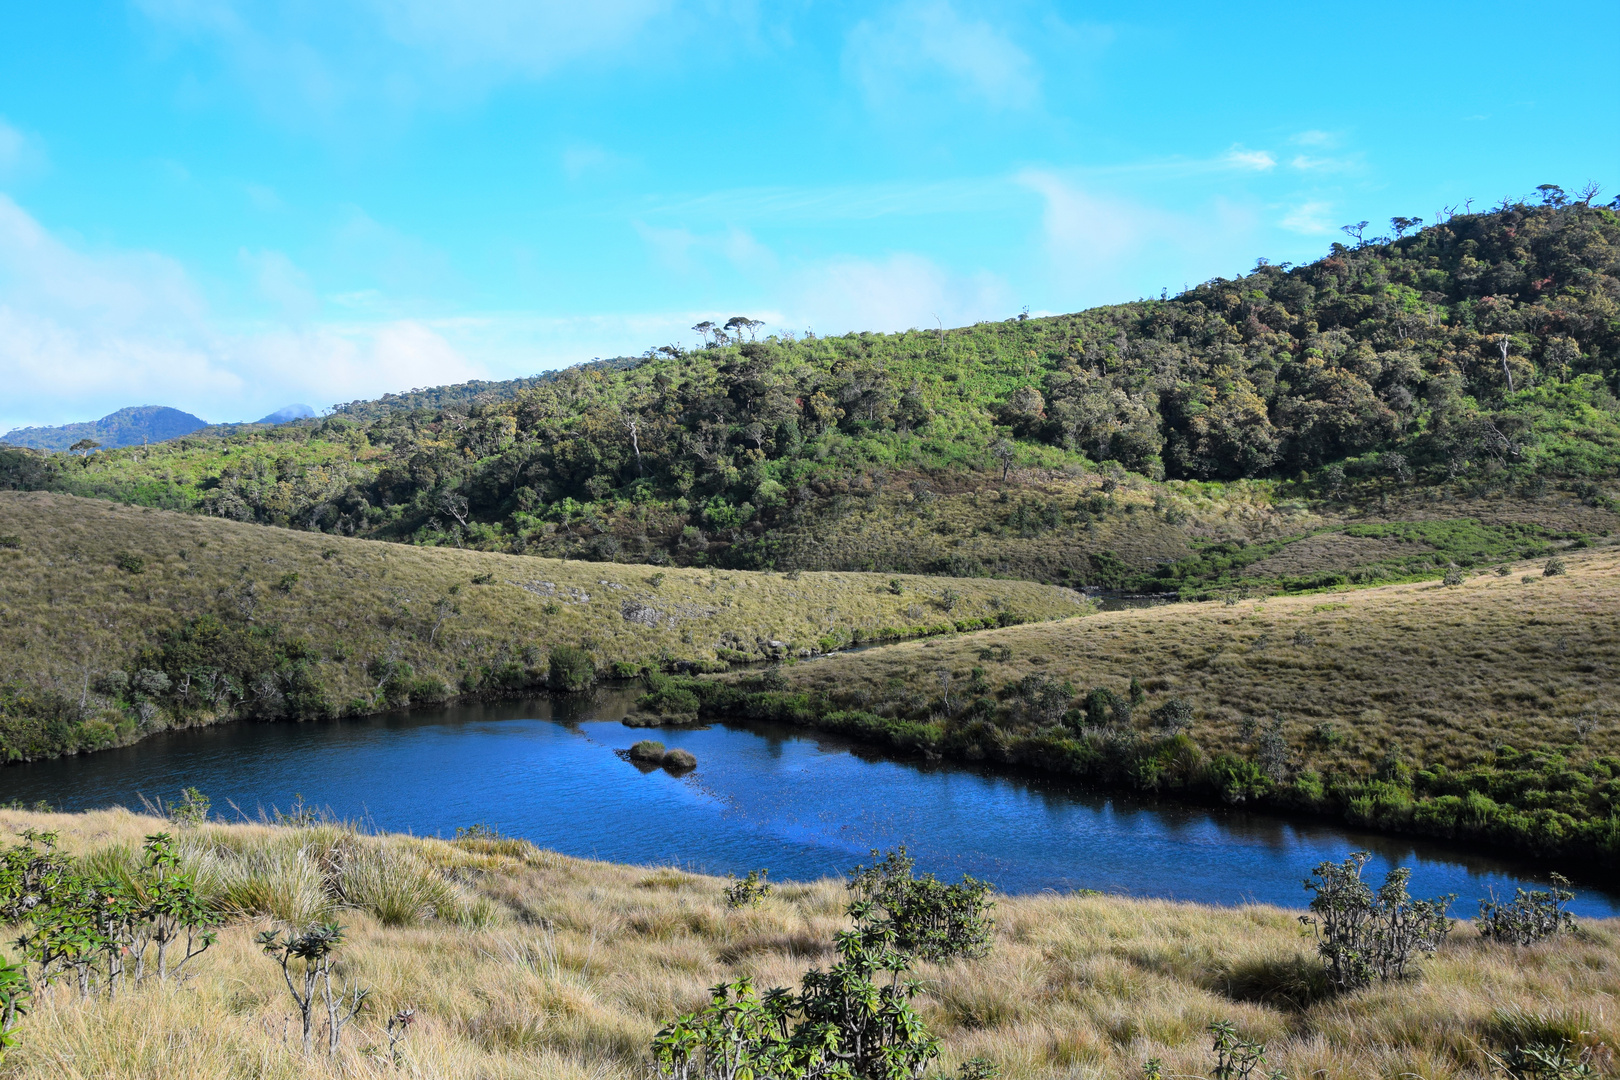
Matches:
[4,689,1615,916]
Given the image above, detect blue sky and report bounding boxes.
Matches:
[0,1,1615,431]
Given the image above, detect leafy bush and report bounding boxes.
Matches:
[1299,852,1453,992]
[0,957,27,1066]
[724,868,772,909]
[548,644,596,691]
[115,551,145,574]
[1544,557,1568,577]
[647,849,996,1080]
[1476,874,1577,946]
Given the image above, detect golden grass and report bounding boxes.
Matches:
[776,545,1620,767]
[0,489,1086,720]
[0,808,1614,1080]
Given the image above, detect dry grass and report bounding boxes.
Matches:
[777,545,1620,768]
[0,489,1085,716]
[0,807,1614,1080]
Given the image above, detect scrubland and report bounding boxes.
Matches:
[1,807,1614,1080]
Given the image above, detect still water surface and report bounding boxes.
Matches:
[4,691,1615,915]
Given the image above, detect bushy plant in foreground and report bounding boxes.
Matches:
[1477,874,1577,945]
[648,849,995,1080]
[724,868,772,909]
[1299,852,1453,992]
[0,959,28,1067]
[6,831,218,1000]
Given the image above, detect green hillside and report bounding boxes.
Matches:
[2,199,1617,589]
[0,405,209,451]
[0,491,1086,762]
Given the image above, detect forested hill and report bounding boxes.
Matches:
[2,196,1617,582]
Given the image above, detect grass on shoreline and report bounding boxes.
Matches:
[0,491,1088,762]
[651,546,1620,870]
[1,807,1615,1080]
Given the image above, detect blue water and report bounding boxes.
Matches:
[3,690,1615,916]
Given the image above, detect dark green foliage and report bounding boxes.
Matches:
[847,847,995,966]
[7,832,219,1002]
[1476,874,1577,945]
[1151,697,1194,734]
[7,204,1616,580]
[0,534,20,549]
[1299,852,1453,992]
[0,956,27,1066]
[115,551,145,574]
[724,868,772,909]
[138,614,333,723]
[547,644,596,692]
[1496,1042,1598,1080]
[648,849,995,1080]
[1207,1021,1270,1080]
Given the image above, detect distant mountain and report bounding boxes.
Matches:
[0,406,208,451]
[255,404,316,425]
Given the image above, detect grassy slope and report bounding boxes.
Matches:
[662,544,1620,866]
[1,808,1613,1080]
[779,544,1620,764]
[0,491,1086,760]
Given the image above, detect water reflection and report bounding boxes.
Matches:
[2,690,1614,916]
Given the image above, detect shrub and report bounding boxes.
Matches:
[0,534,21,549]
[1207,1020,1269,1080]
[0,956,27,1065]
[724,868,772,908]
[1300,852,1453,992]
[115,551,146,574]
[1543,557,1567,577]
[1476,874,1577,945]
[274,571,299,593]
[647,849,995,1080]
[847,847,994,965]
[1151,697,1193,734]
[167,786,211,827]
[548,644,595,691]
[1443,565,1465,586]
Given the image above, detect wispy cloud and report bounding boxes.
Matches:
[1224,146,1277,171]
[1280,200,1336,235]
[845,0,1040,111]
[133,0,678,125]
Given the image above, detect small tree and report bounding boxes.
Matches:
[257,924,369,1055]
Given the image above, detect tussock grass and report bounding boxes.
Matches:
[0,490,1086,757]
[1,807,1615,1079]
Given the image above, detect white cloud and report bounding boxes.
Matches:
[134,0,678,123]
[1017,170,1264,302]
[0,193,491,430]
[1280,200,1335,235]
[1224,146,1276,171]
[787,253,1013,335]
[846,1,1040,111]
